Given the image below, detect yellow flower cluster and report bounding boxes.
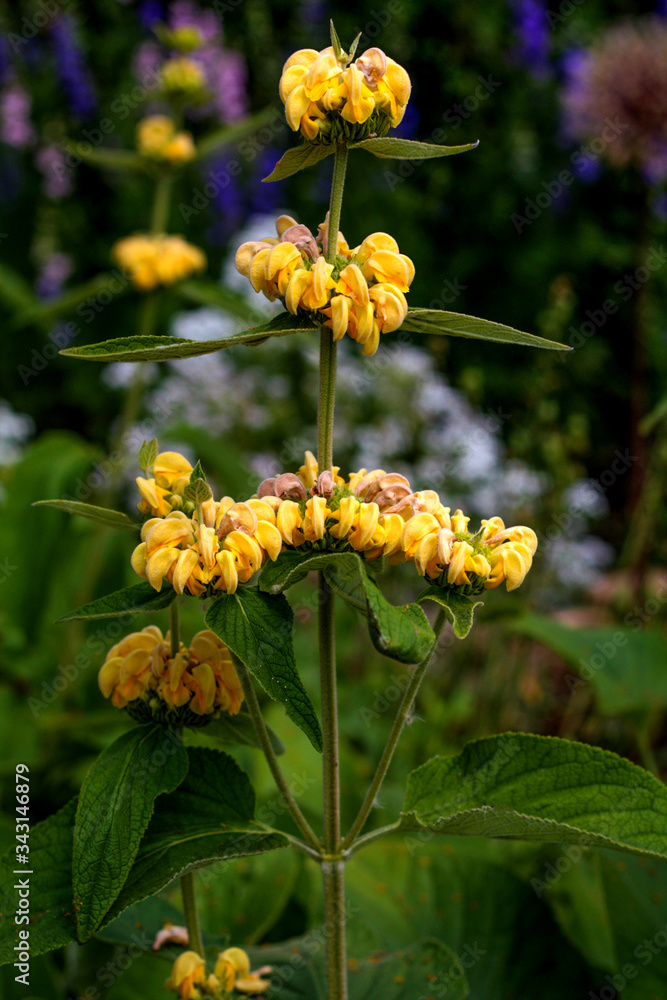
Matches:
[136,115,196,164]
[137,449,194,518]
[257,453,538,594]
[236,216,413,355]
[112,233,206,291]
[98,626,243,724]
[280,45,410,141]
[166,948,271,999]
[131,500,282,597]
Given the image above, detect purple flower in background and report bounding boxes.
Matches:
[0,85,35,148]
[393,101,420,140]
[36,144,74,200]
[50,14,97,118]
[137,0,166,28]
[35,253,74,301]
[560,20,667,174]
[301,0,328,30]
[572,153,601,184]
[168,0,221,44]
[204,153,246,245]
[658,0,667,17]
[250,147,282,215]
[509,0,552,79]
[135,1,248,125]
[0,35,13,87]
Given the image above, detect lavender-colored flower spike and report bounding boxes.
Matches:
[509,0,552,80]
[50,14,97,118]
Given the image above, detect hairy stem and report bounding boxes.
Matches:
[342,608,449,849]
[317,143,348,474]
[170,600,180,658]
[319,573,347,999]
[180,871,204,956]
[317,141,349,1000]
[234,656,321,851]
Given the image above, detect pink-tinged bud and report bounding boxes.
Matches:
[258,477,277,498]
[314,470,336,498]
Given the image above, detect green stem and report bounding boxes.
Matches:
[170,601,180,658]
[234,656,321,851]
[180,871,204,956]
[318,573,347,1000]
[151,173,173,234]
[316,142,350,1000]
[317,144,348,474]
[342,608,449,849]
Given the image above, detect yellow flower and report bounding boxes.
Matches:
[137,449,194,518]
[214,948,272,996]
[99,627,243,722]
[136,115,195,164]
[160,57,207,98]
[236,218,414,356]
[278,44,410,141]
[166,952,207,1000]
[112,234,206,291]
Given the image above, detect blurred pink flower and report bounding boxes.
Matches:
[0,84,35,148]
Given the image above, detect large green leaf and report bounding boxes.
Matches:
[33,499,139,530]
[401,308,567,350]
[58,581,176,621]
[105,747,288,922]
[418,587,484,639]
[0,750,286,964]
[60,312,319,362]
[205,588,323,752]
[350,136,479,159]
[543,848,667,999]
[508,616,667,714]
[251,937,468,999]
[263,143,335,182]
[397,734,667,859]
[73,724,189,941]
[337,839,595,1000]
[260,550,435,664]
[0,800,78,963]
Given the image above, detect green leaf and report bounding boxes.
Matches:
[399,734,667,859]
[62,142,148,174]
[263,143,335,182]
[12,272,129,331]
[33,499,139,530]
[544,848,667,997]
[189,460,206,483]
[417,587,483,639]
[507,616,667,714]
[58,581,176,622]
[183,478,213,505]
[139,438,158,476]
[330,18,343,61]
[105,747,288,922]
[207,710,285,756]
[350,136,479,159]
[250,937,468,999]
[261,550,435,664]
[205,588,323,752]
[0,801,77,964]
[401,308,568,350]
[73,724,189,941]
[194,107,278,160]
[60,312,319,362]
